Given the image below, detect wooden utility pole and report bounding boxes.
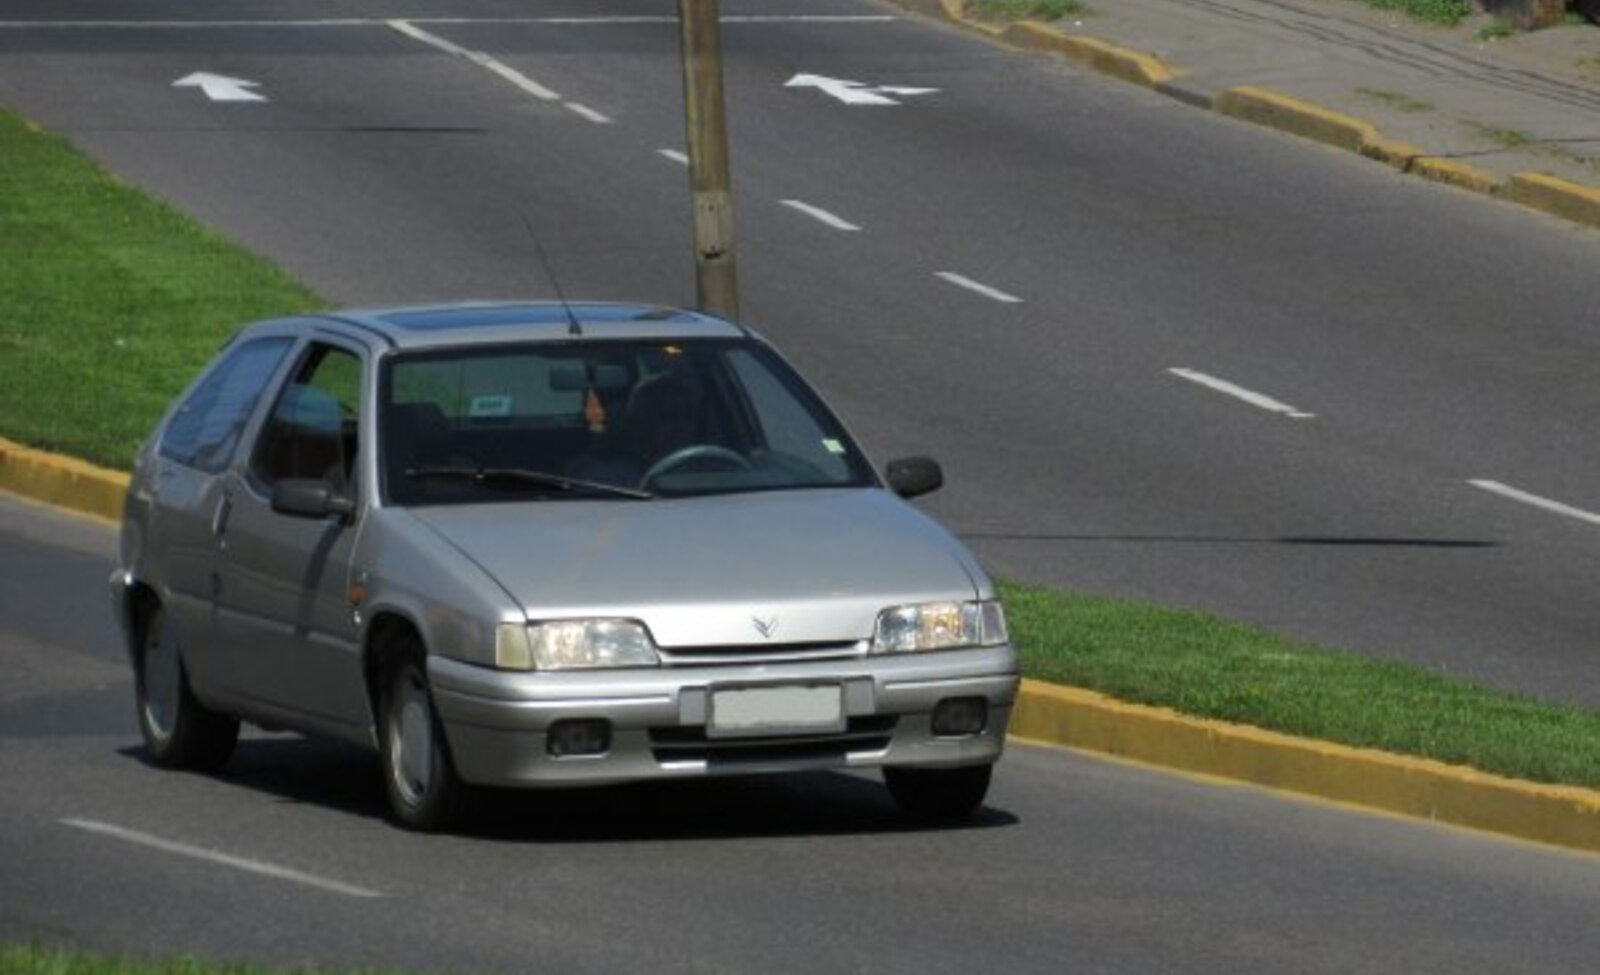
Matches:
[678,0,739,319]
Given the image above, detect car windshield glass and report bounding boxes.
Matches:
[381,338,876,505]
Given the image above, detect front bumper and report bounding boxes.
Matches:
[429,645,1019,788]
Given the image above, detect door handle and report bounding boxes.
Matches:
[212,494,233,548]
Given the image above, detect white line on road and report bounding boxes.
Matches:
[1168,368,1316,419]
[61,818,383,899]
[1468,480,1600,528]
[564,102,612,124]
[780,199,861,231]
[934,272,1023,304]
[658,149,690,165]
[388,20,561,102]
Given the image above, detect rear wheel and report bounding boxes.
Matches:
[135,604,239,771]
[884,764,993,820]
[380,650,463,831]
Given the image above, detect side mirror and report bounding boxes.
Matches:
[271,478,356,522]
[885,456,943,499]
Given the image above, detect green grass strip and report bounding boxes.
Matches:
[0,108,319,468]
[1003,579,1600,789]
[0,946,349,975]
[2,101,1598,793]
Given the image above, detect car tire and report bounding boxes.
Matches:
[380,651,463,832]
[135,604,240,771]
[883,764,993,820]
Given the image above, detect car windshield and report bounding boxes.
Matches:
[380,338,877,505]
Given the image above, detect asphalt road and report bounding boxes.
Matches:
[3,492,1600,973]
[4,5,1600,966]
[6,0,1600,709]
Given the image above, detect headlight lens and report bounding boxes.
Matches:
[872,600,1008,653]
[495,620,660,670]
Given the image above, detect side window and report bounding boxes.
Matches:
[159,337,294,474]
[251,344,363,492]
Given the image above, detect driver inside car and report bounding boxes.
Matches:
[569,372,709,488]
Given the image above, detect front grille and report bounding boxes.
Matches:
[649,715,898,767]
[657,641,867,667]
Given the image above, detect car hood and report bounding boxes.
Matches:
[405,489,984,648]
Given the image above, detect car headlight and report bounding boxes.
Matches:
[495,620,661,670]
[872,600,1008,653]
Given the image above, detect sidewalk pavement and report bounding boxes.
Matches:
[896,0,1600,228]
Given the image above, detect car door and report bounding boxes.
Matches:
[210,340,370,728]
[144,335,297,697]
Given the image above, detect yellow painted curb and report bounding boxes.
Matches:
[1502,172,1600,231]
[999,22,1174,89]
[0,437,128,523]
[1360,136,1500,195]
[1012,679,1600,855]
[1215,86,1376,153]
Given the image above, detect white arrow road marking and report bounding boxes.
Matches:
[1168,368,1316,419]
[1469,480,1600,528]
[658,148,690,165]
[172,72,267,103]
[784,73,937,106]
[61,818,382,898]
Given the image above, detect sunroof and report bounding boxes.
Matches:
[380,304,694,332]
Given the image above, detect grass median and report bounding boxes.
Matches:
[0,109,317,468]
[0,946,362,975]
[3,101,1598,791]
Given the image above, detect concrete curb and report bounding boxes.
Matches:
[1502,171,1600,228]
[883,2,1600,233]
[0,437,128,523]
[3,437,1598,855]
[1000,22,1173,88]
[1014,680,1600,855]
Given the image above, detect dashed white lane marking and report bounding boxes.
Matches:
[780,199,861,231]
[564,102,612,124]
[1168,368,1316,419]
[658,148,690,165]
[388,19,561,102]
[1468,480,1600,528]
[934,272,1023,304]
[61,818,382,899]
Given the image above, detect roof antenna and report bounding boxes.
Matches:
[522,214,582,336]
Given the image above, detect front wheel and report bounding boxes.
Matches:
[883,764,993,820]
[380,655,463,831]
[135,604,239,771]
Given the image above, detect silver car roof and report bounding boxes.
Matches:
[283,301,751,351]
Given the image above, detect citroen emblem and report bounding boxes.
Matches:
[752,616,779,639]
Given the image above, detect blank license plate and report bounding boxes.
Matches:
[708,684,845,739]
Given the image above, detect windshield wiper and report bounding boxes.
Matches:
[404,466,653,500]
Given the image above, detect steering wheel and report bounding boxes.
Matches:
[639,444,752,488]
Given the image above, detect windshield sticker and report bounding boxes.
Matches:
[469,394,512,418]
[821,438,846,455]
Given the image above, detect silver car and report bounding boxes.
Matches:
[111,302,1019,830]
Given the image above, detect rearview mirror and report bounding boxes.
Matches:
[885,456,943,499]
[271,478,356,522]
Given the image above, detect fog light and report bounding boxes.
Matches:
[931,697,988,737]
[548,719,611,758]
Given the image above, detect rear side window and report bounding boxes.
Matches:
[159,337,294,473]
